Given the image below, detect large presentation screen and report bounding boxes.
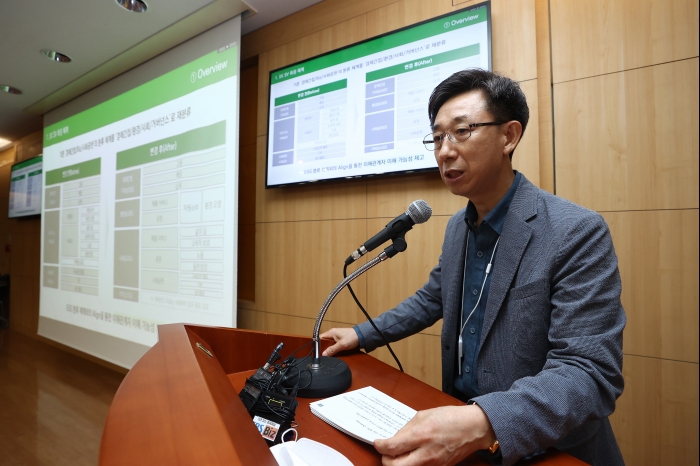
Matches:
[266,2,491,187]
[39,18,240,368]
[9,156,42,218]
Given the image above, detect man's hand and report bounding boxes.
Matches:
[374,404,496,466]
[320,328,359,356]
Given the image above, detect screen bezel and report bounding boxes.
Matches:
[8,155,43,219]
[265,1,492,189]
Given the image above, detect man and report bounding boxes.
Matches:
[321,69,626,466]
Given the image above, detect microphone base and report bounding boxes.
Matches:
[290,356,352,398]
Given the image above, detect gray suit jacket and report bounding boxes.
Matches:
[356,175,626,466]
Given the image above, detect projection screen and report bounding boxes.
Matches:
[39,16,241,369]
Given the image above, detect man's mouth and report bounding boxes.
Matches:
[443,168,463,180]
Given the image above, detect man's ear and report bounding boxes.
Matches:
[502,120,523,157]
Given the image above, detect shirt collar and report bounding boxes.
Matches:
[464,171,522,234]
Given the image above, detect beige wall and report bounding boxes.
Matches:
[2,132,43,336]
[549,1,699,463]
[237,0,699,463]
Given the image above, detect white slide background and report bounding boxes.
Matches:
[38,16,241,369]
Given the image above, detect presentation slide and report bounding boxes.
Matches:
[9,156,42,218]
[39,17,240,364]
[266,4,490,187]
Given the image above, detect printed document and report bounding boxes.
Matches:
[309,386,416,444]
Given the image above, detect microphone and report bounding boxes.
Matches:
[345,200,432,266]
[263,342,284,370]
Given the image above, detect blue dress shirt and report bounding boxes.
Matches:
[454,171,521,400]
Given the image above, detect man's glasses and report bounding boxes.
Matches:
[423,121,506,151]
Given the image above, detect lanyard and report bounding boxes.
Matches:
[458,230,500,375]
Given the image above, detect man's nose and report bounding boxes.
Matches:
[435,137,459,164]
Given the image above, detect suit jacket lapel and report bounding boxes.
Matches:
[442,214,468,345]
[480,177,538,346]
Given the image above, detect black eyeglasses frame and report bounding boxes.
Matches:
[422,121,507,151]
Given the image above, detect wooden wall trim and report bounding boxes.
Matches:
[241,0,398,60]
[534,0,554,193]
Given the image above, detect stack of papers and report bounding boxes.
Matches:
[309,386,416,444]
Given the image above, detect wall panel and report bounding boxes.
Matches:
[237,223,256,301]
[13,132,42,163]
[550,0,699,83]
[6,132,43,336]
[237,62,258,304]
[555,58,699,212]
[241,0,395,61]
[238,143,257,226]
[366,0,453,39]
[9,221,40,335]
[603,209,699,363]
[239,65,259,147]
[610,355,699,465]
[364,215,447,334]
[238,307,349,337]
[534,0,554,193]
[511,78,540,186]
[488,0,537,82]
[367,172,464,219]
[256,52,273,139]
[365,332,443,389]
[0,147,15,276]
[256,219,370,324]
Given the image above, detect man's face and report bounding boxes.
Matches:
[432,90,510,199]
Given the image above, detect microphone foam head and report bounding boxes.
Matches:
[406,200,432,224]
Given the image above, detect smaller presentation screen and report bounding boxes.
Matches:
[266,2,491,187]
[9,156,43,218]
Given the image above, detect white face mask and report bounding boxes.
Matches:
[270,437,353,466]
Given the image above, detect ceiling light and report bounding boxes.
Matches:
[0,85,22,95]
[0,138,11,149]
[116,0,148,13]
[41,50,72,63]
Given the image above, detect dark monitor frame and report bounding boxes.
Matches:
[8,154,43,219]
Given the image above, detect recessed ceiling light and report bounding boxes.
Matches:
[41,49,72,63]
[116,0,148,13]
[0,85,22,95]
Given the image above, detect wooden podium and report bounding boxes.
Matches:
[100,324,587,465]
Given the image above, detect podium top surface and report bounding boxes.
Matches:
[100,324,588,466]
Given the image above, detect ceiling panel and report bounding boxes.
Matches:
[0,0,325,143]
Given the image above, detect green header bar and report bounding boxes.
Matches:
[11,175,25,182]
[46,158,101,186]
[366,44,480,82]
[28,169,42,177]
[11,155,42,172]
[116,121,226,170]
[44,47,238,147]
[275,79,347,106]
[271,7,486,83]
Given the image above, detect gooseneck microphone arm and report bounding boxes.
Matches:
[311,252,389,368]
[297,200,432,397]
